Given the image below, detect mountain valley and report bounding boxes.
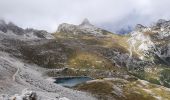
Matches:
[0,19,170,100]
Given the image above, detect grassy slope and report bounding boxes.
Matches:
[53,32,170,99]
[76,78,170,100]
[50,32,131,77]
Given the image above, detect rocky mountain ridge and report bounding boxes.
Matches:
[57,18,112,36]
[0,20,54,40]
[126,19,170,89]
[129,19,170,65]
[0,19,170,100]
[0,19,96,100]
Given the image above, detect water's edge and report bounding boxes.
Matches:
[53,76,93,87]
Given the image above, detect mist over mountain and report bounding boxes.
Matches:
[1,0,170,32]
[116,26,133,34]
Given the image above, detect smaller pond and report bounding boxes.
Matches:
[54,76,92,87]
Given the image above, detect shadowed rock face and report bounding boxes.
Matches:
[7,22,25,35]
[0,21,25,35]
[0,20,54,39]
[135,24,147,31]
[0,20,8,33]
[152,19,170,30]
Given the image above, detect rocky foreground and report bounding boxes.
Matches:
[0,52,97,100]
[0,20,96,100]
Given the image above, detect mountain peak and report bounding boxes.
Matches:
[57,18,112,35]
[80,18,92,26]
[157,19,167,24]
[0,19,6,25]
[135,24,147,31]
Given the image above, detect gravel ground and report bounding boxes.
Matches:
[0,48,96,100]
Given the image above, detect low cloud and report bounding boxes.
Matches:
[0,0,170,32]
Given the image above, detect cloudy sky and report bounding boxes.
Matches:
[0,0,170,33]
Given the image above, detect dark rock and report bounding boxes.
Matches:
[135,24,146,31]
[79,18,93,26]
[7,22,25,35]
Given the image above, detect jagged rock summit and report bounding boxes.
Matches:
[135,24,147,31]
[151,19,170,31]
[129,19,170,65]
[0,19,54,39]
[79,18,93,26]
[57,18,111,35]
